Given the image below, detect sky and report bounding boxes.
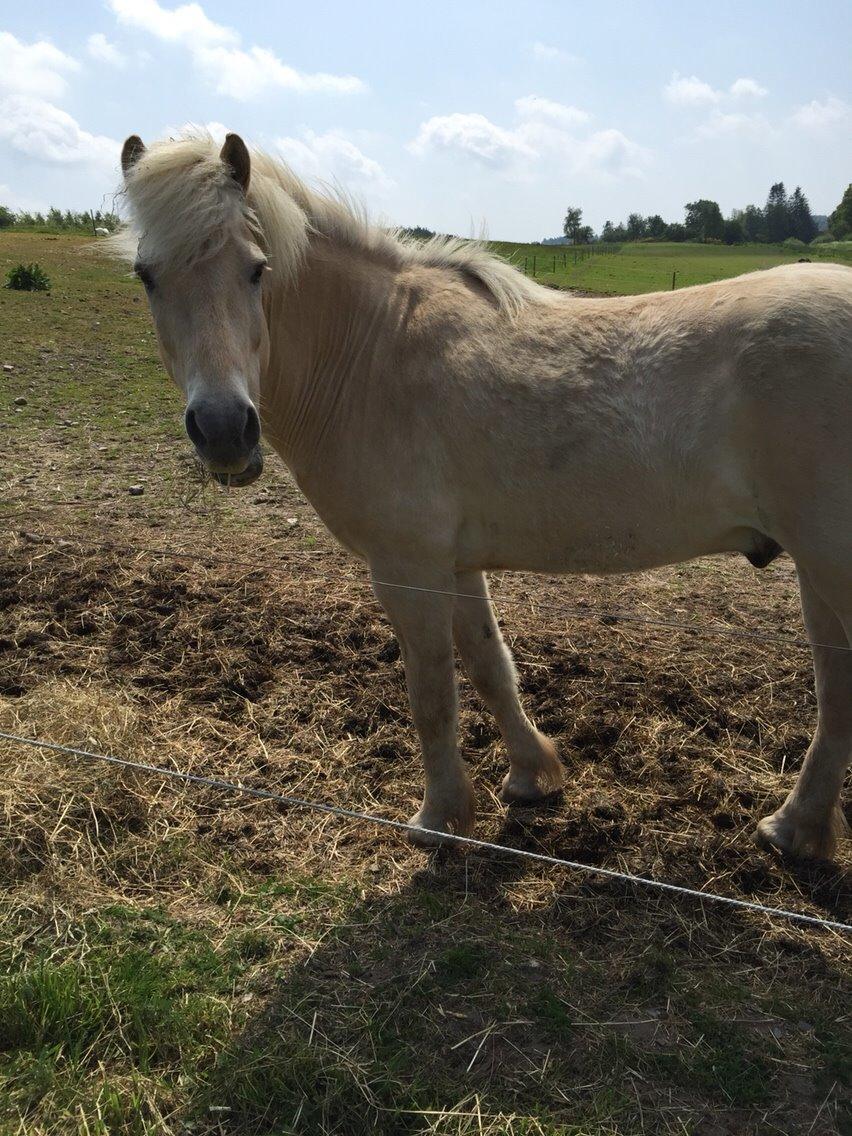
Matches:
[1,0,850,240]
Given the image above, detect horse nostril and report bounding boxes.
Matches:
[185,407,206,450]
[243,403,260,449]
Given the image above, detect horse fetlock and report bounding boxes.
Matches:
[755,800,849,860]
[407,776,476,848]
[500,733,564,804]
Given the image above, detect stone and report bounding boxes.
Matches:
[13,397,27,406]
[128,485,145,496]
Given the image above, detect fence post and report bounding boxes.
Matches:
[532,255,536,276]
[671,271,677,290]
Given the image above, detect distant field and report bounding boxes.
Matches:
[488,239,852,295]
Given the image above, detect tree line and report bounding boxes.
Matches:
[564,182,852,246]
[0,206,120,233]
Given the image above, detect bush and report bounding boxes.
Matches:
[810,232,835,245]
[5,263,51,292]
[783,237,808,250]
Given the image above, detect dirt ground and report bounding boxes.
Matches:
[0,233,849,1136]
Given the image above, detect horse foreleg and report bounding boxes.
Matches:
[372,569,475,845]
[757,569,851,859]
[453,571,564,804]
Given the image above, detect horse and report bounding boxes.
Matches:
[116,130,852,859]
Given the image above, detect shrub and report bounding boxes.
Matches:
[5,263,51,292]
[783,237,808,251]
[810,231,835,245]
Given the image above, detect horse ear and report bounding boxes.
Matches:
[220,133,251,193]
[121,135,146,176]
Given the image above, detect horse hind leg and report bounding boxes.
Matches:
[452,571,564,803]
[756,567,851,859]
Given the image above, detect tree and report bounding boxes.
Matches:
[684,199,724,241]
[828,183,852,239]
[741,204,765,242]
[764,182,790,243]
[575,224,595,244]
[601,220,617,242]
[626,213,646,240]
[723,216,745,244]
[0,206,15,229]
[562,206,583,243]
[645,214,667,239]
[789,186,816,243]
[399,226,435,240]
[665,222,688,242]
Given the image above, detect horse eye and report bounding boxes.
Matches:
[250,262,267,285]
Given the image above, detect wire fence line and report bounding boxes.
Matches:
[4,513,851,937]
[1,728,848,935]
[7,528,850,654]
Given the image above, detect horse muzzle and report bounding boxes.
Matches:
[184,395,263,487]
[211,443,264,487]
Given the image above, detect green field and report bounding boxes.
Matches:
[488,239,852,295]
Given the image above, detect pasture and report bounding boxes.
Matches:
[490,239,852,295]
[1,231,850,1136]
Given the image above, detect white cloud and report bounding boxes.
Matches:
[107,0,365,98]
[664,73,719,106]
[729,77,767,99]
[0,94,119,167]
[515,95,589,128]
[275,129,394,191]
[108,0,236,47]
[194,45,364,99]
[409,113,536,167]
[0,31,80,100]
[87,33,127,67]
[665,72,769,108]
[576,129,647,176]
[696,111,770,139]
[410,103,648,180]
[0,183,49,213]
[791,96,850,131]
[526,41,582,64]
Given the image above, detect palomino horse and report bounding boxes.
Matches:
[117,131,852,858]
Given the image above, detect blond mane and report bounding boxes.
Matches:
[114,131,549,317]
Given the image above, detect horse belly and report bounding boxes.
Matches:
[456,465,751,576]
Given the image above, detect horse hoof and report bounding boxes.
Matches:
[500,739,564,804]
[755,805,847,861]
[406,799,475,849]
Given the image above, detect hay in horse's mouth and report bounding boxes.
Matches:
[211,444,264,488]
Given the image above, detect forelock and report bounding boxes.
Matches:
[120,134,258,269]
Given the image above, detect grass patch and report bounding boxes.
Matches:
[489,238,852,294]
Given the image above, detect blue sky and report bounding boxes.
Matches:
[1,0,850,239]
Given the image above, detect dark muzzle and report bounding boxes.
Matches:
[184,396,262,484]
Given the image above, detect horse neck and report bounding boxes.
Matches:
[260,240,400,475]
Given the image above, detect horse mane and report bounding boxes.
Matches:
[113,131,550,317]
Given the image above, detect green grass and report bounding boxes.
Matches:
[488,239,852,295]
